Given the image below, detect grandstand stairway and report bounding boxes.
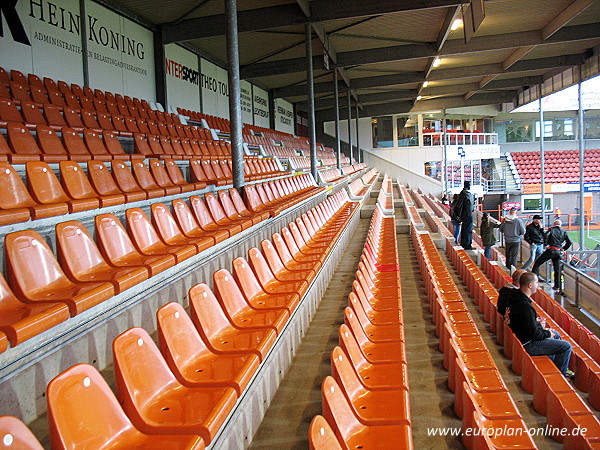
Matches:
[494,156,520,193]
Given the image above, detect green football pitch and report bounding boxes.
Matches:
[567,229,600,250]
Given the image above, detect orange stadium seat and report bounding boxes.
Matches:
[157,301,260,396]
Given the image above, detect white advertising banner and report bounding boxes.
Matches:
[274,98,294,134]
[164,44,200,112]
[0,0,84,85]
[240,80,253,125]
[201,58,229,119]
[85,0,155,101]
[446,144,500,160]
[253,86,269,128]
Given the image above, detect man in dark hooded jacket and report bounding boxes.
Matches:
[497,269,526,317]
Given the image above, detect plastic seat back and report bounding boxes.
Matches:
[103,130,133,159]
[9,82,32,103]
[217,190,241,220]
[112,327,179,421]
[149,159,176,188]
[151,203,188,244]
[5,230,72,301]
[213,268,251,317]
[47,363,196,450]
[157,302,211,375]
[0,416,44,450]
[0,99,23,123]
[190,195,219,230]
[111,161,144,194]
[204,192,228,223]
[232,257,265,301]
[164,158,188,185]
[7,123,42,158]
[189,283,234,343]
[59,160,98,200]
[126,208,165,252]
[83,129,111,159]
[81,110,101,129]
[20,101,46,125]
[42,105,67,128]
[172,199,203,235]
[0,162,37,209]
[133,133,153,156]
[62,127,91,158]
[308,415,343,450]
[87,160,123,196]
[63,106,84,128]
[95,213,143,263]
[321,376,362,447]
[229,188,251,215]
[248,247,278,286]
[55,220,113,280]
[131,160,163,193]
[26,161,71,204]
[190,160,209,183]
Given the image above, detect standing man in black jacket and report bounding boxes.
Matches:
[505,271,572,376]
[532,220,572,291]
[522,215,544,270]
[451,181,475,249]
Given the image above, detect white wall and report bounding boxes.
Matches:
[324,117,372,151]
[253,86,270,128]
[164,44,201,112]
[274,98,294,134]
[201,58,230,119]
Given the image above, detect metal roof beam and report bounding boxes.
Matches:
[241,23,599,78]
[163,0,461,43]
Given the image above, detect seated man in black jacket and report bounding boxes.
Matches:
[505,271,572,377]
[497,269,526,317]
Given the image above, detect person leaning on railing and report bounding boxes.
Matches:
[532,220,572,293]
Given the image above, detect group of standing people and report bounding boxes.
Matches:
[484,208,572,292]
[446,183,572,292]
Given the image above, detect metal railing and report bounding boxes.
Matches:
[422,132,499,146]
[482,178,507,193]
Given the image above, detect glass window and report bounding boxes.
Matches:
[371,117,394,148]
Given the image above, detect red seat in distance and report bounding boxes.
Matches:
[113,327,237,444]
[5,230,114,316]
[157,301,260,397]
[47,363,205,449]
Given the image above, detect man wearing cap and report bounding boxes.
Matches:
[499,207,525,271]
[522,215,544,270]
[533,220,572,292]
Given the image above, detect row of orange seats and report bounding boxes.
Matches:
[0,155,292,226]
[412,227,537,449]
[243,174,324,217]
[178,109,230,132]
[0,190,358,448]
[0,188,272,349]
[448,243,600,448]
[310,202,413,449]
[133,133,231,159]
[319,168,345,184]
[0,99,210,141]
[348,168,379,200]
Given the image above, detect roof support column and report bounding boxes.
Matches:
[355,103,360,164]
[334,69,341,170]
[578,82,585,250]
[347,90,353,163]
[539,95,546,227]
[305,23,318,182]
[225,0,244,189]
